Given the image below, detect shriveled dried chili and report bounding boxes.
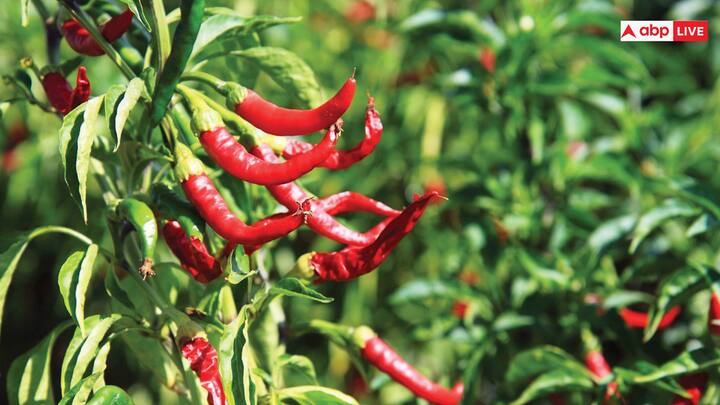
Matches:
[190,104,340,185]
[294,192,440,282]
[41,66,91,116]
[181,337,228,405]
[174,144,308,247]
[353,326,463,405]
[62,9,134,56]
[282,96,382,169]
[162,219,223,283]
[223,76,356,136]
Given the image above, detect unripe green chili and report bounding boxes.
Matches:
[150,0,205,125]
[116,198,158,279]
[86,385,135,404]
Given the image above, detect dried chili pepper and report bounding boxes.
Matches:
[62,9,134,56]
[353,326,463,405]
[281,97,382,170]
[294,192,440,282]
[254,143,401,246]
[174,144,308,247]
[181,337,228,405]
[162,220,223,284]
[709,293,720,336]
[41,66,91,116]
[223,75,356,136]
[671,373,707,405]
[619,306,681,330]
[115,198,158,279]
[190,104,340,185]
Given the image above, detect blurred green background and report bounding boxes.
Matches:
[2,0,720,403]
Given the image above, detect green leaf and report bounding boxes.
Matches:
[61,314,122,394]
[58,244,98,337]
[269,278,333,303]
[6,321,72,405]
[278,386,359,405]
[388,279,462,305]
[226,247,257,285]
[104,268,134,311]
[506,346,591,385]
[629,199,698,253]
[634,348,720,383]
[76,96,104,223]
[588,215,636,253]
[228,47,322,107]
[510,369,594,405]
[686,214,718,237]
[644,267,703,342]
[109,78,145,152]
[120,332,178,390]
[58,373,103,405]
[219,307,257,405]
[277,354,317,386]
[59,104,86,210]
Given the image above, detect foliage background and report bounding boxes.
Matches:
[1,0,720,403]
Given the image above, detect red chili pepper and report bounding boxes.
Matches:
[671,373,707,405]
[548,393,566,405]
[180,337,228,405]
[345,0,376,24]
[226,75,356,136]
[41,66,91,116]
[478,47,496,74]
[62,9,134,56]
[355,327,463,405]
[584,351,620,401]
[618,306,681,330]
[296,192,440,282]
[162,220,223,283]
[281,97,382,170]
[194,106,340,184]
[452,301,469,318]
[709,293,720,336]
[174,144,308,247]
[254,143,401,247]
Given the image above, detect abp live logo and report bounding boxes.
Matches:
[621,20,708,42]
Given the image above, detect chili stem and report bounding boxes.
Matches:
[57,0,136,80]
[181,71,226,90]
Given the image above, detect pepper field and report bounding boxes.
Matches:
[1,0,720,404]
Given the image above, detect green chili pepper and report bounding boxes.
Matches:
[149,0,205,125]
[87,385,135,404]
[116,198,158,279]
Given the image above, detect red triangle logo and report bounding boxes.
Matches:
[621,25,636,38]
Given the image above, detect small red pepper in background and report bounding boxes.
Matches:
[174,143,308,247]
[162,220,223,283]
[181,337,228,405]
[618,306,681,330]
[353,326,463,405]
[478,47,496,74]
[224,75,356,136]
[671,373,707,405]
[2,122,29,172]
[584,350,620,402]
[254,143,401,247]
[282,97,383,170]
[708,293,720,336]
[452,301,469,319]
[295,192,440,282]
[345,0,376,24]
[62,9,134,56]
[548,393,566,405]
[41,66,91,116]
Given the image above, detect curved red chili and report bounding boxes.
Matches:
[62,9,134,56]
[282,97,382,169]
[41,66,91,116]
[180,337,228,405]
[584,350,620,401]
[162,220,223,283]
[174,144,307,246]
[254,144,400,246]
[357,329,463,405]
[618,306,681,330]
[671,373,707,405]
[296,192,440,282]
[195,106,340,184]
[226,76,356,135]
[709,294,720,336]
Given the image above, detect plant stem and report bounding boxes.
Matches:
[181,71,227,90]
[145,0,171,71]
[32,0,61,65]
